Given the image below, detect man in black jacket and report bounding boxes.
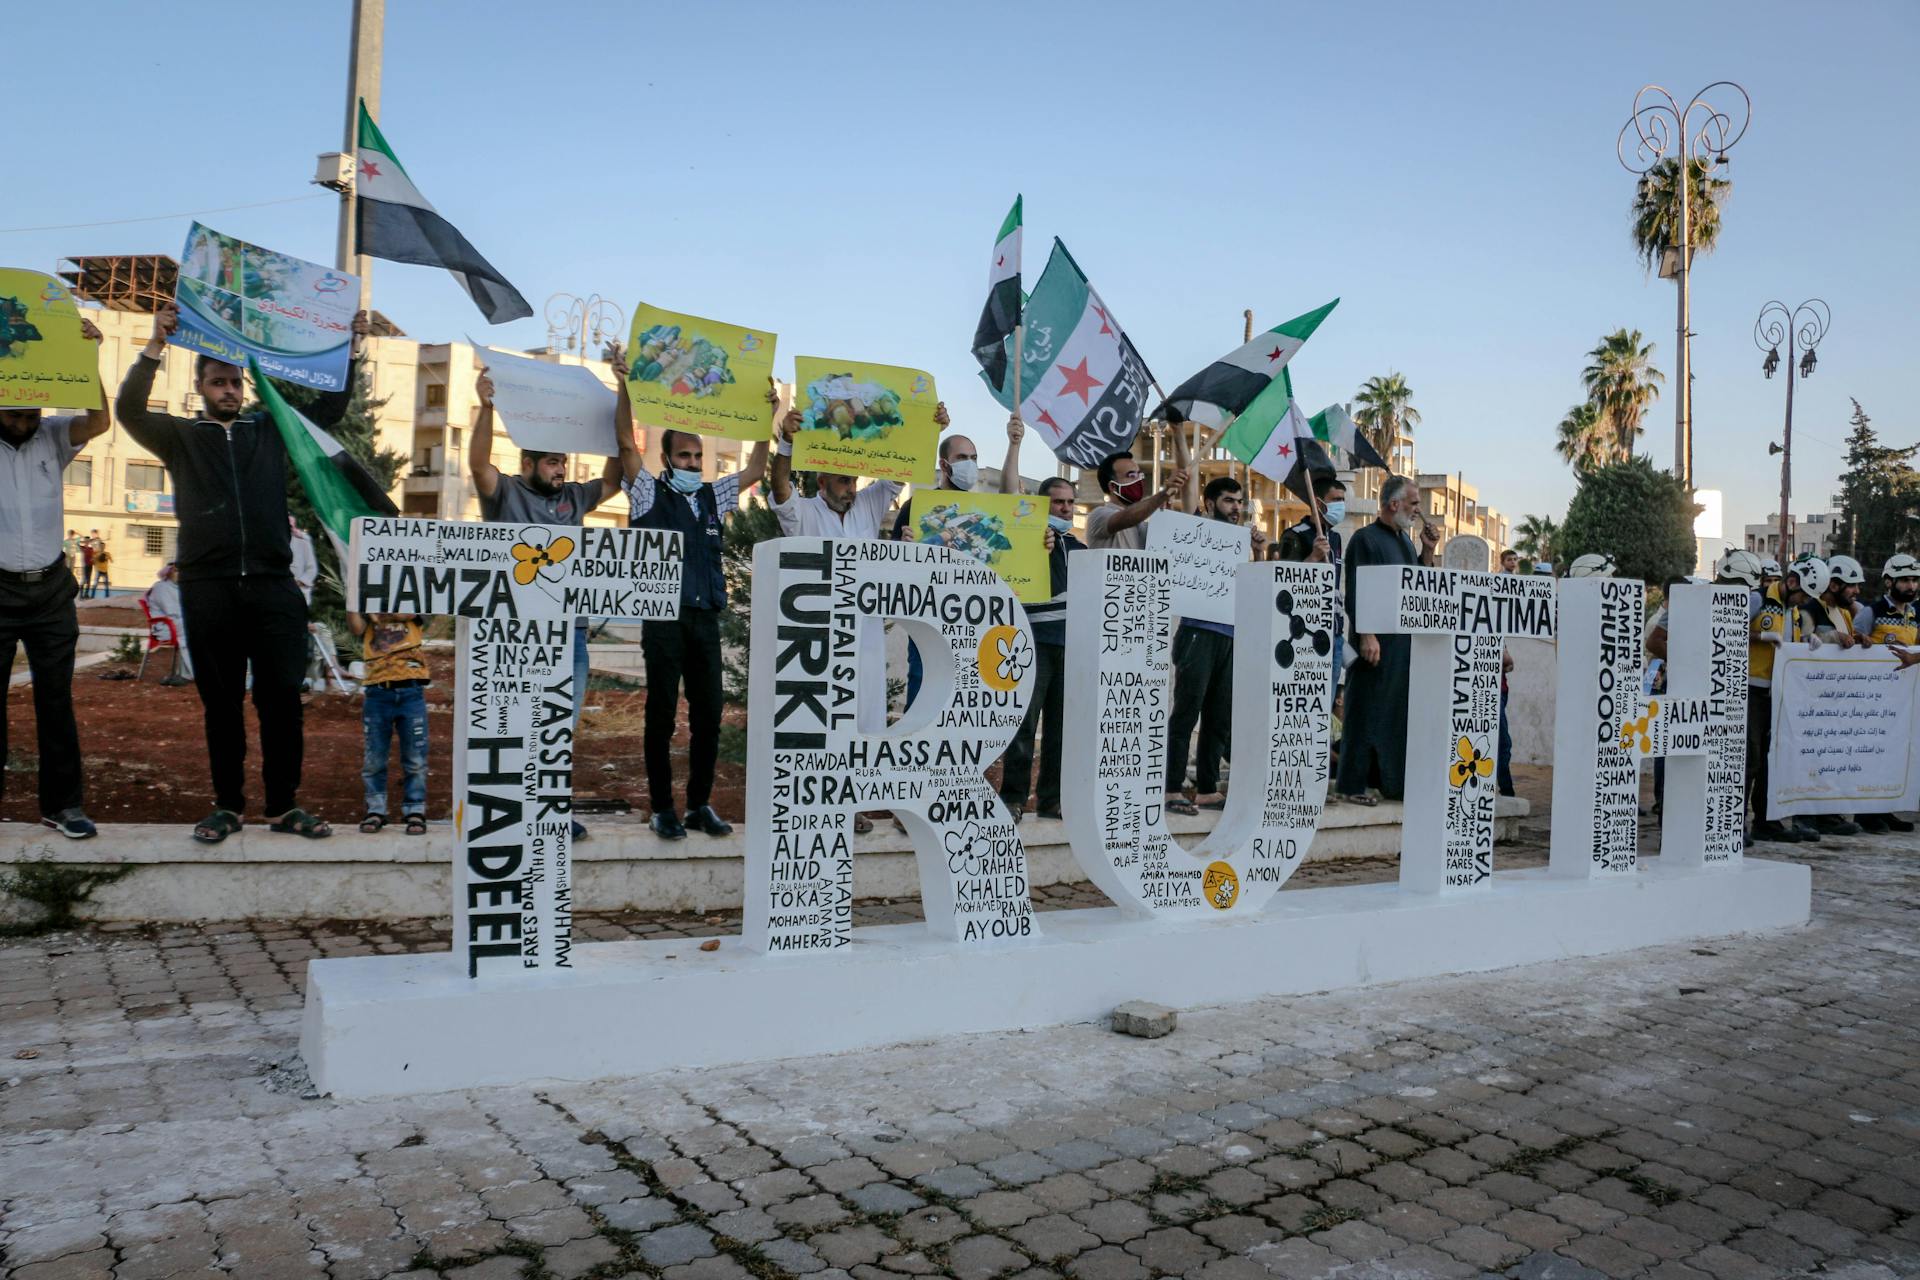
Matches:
[114,305,367,843]
[998,473,1081,821]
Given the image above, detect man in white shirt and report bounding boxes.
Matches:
[0,316,109,838]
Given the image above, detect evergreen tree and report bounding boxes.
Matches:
[1558,457,1699,587]
[1830,399,1920,574]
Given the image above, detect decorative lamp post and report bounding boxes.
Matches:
[1617,82,1752,492]
[1755,299,1830,563]
[544,293,624,360]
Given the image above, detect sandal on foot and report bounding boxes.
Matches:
[1339,792,1379,807]
[268,809,333,839]
[193,809,243,845]
[1165,798,1200,817]
[359,812,388,834]
[404,814,428,835]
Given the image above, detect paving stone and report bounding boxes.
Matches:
[708,1205,782,1244]
[542,1234,623,1279]
[1008,1211,1102,1261]
[980,1151,1061,1186]
[1072,1200,1154,1244]
[1124,1226,1220,1275]
[1506,1253,1611,1280]
[1432,1223,1528,1270]
[444,1258,530,1280]
[757,1237,830,1274]
[844,1181,927,1215]
[915,1164,998,1199]
[638,1223,722,1267]
[944,1233,1032,1280]
[809,1223,901,1269]
[813,1156,890,1193]
[601,1196,681,1231]
[895,1207,971,1248]
[1066,1243,1153,1280]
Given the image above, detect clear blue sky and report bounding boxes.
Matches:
[11,1,1915,537]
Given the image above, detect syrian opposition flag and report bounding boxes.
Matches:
[979,239,1153,468]
[1155,300,1337,429]
[1220,369,1336,503]
[1310,402,1389,470]
[250,358,398,562]
[971,196,1023,394]
[353,101,533,324]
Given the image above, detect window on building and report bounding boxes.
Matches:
[425,383,447,408]
[129,524,177,559]
[64,459,93,488]
[1801,542,1815,556]
[125,461,168,492]
[146,399,168,413]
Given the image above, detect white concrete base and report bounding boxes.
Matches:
[301,854,1809,1099]
[2,799,1525,923]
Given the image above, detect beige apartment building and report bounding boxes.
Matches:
[53,254,751,590]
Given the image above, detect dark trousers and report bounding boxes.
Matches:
[642,608,722,814]
[1496,695,1515,796]
[1167,625,1234,796]
[1000,641,1065,815]
[181,575,309,815]
[0,564,83,816]
[1747,685,1773,826]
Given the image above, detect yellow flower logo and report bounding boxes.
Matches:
[511,535,575,586]
[1621,700,1659,755]
[1448,736,1495,788]
[1203,860,1240,911]
[977,625,1032,692]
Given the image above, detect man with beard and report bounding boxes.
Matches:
[115,305,370,843]
[0,316,108,838]
[470,359,633,842]
[1334,474,1439,804]
[1164,475,1266,814]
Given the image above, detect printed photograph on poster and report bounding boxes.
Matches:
[1768,644,1920,818]
[1144,510,1250,624]
[791,357,938,484]
[0,268,101,409]
[173,222,358,391]
[625,302,777,442]
[904,492,1050,603]
[472,341,619,457]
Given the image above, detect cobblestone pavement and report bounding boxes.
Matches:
[2,825,1917,1279]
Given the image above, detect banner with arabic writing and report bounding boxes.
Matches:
[172,222,357,392]
[1145,510,1252,624]
[791,356,937,484]
[905,491,1050,604]
[1767,643,1920,818]
[626,302,777,442]
[0,269,101,409]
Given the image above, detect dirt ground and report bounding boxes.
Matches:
[1,649,751,827]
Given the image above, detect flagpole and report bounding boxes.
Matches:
[1012,324,1023,427]
[338,0,384,314]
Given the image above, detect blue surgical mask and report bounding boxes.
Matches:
[1324,501,1346,526]
[947,459,978,491]
[1047,514,1072,534]
[666,466,703,495]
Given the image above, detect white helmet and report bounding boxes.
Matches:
[1568,553,1617,579]
[1760,557,1782,578]
[1789,556,1831,598]
[1716,549,1764,589]
[1882,553,1919,582]
[1828,554,1866,586]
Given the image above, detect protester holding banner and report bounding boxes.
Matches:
[0,316,109,839]
[1746,555,1819,843]
[1085,448,1188,551]
[114,305,372,843]
[616,349,770,840]
[1848,554,1920,834]
[1335,475,1439,804]
[997,463,1082,821]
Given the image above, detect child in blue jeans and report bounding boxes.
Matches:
[347,611,431,834]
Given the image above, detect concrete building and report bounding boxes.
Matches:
[55,254,753,590]
[1416,472,1510,557]
[1743,512,1838,562]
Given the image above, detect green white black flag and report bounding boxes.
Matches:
[972,196,1022,394]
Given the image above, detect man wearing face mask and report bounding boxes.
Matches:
[619,356,770,840]
[1085,449,1188,550]
[1,315,108,840]
[997,459,1082,821]
[1334,474,1439,805]
[471,355,633,843]
[1277,476,1348,687]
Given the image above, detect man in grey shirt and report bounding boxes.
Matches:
[0,316,108,838]
[470,360,636,839]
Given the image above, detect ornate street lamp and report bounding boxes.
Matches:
[1617,82,1752,492]
[1755,299,1830,562]
[544,292,624,360]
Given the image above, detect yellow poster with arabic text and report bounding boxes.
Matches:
[0,269,101,410]
[626,302,777,442]
[791,356,937,484]
[905,491,1050,605]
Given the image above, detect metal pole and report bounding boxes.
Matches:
[1675,144,1691,491]
[1779,327,1794,562]
[339,0,385,313]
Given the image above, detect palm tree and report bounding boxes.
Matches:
[1554,402,1614,476]
[1352,372,1420,473]
[1513,514,1559,564]
[1582,330,1664,457]
[1630,156,1732,274]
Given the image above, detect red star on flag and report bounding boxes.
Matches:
[1094,305,1115,337]
[1266,346,1284,363]
[1036,408,1059,431]
[358,158,382,179]
[995,254,1005,268]
[1055,357,1106,405]
[1274,442,1293,460]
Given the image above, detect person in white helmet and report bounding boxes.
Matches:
[1760,557,1782,594]
[1567,553,1616,579]
[1748,557,1820,843]
[1794,557,1868,837]
[1858,554,1920,834]
[1821,555,1873,647]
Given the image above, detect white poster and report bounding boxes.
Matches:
[1769,644,1920,818]
[474,342,620,457]
[1144,510,1250,624]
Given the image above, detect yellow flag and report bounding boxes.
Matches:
[626,302,777,442]
[0,270,101,410]
[902,491,1050,604]
[792,357,938,484]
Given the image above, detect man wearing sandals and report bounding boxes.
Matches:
[347,610,431,836]
[115,305,370,843]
